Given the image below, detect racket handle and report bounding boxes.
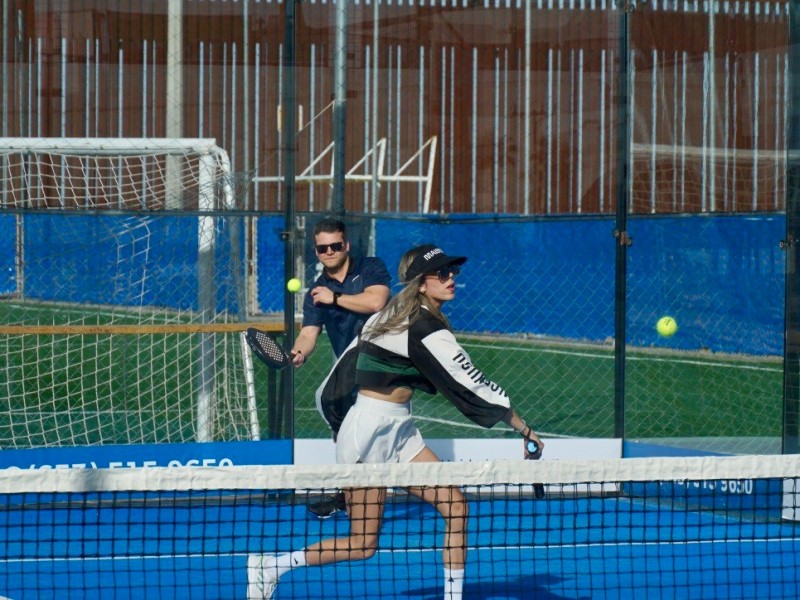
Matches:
[525,439,546,499]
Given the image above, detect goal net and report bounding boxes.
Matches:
[630,142,786,213]
[0,138,267,449]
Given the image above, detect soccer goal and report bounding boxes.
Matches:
[630,142,787,213]
[0,138,270,449]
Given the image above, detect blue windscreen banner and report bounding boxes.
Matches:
[367,214,784,356]
[0,440,293,471]
[4,212,784,356]
[0,215,15,296]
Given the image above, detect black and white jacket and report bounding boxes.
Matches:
[315,307,513,434]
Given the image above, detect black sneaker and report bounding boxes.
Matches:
[307,491,347,519]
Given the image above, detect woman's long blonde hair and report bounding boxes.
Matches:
[362,244,451,340]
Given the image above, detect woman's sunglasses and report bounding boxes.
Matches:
[426,265,460,283]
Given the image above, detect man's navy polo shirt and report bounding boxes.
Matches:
[301,255,391,358]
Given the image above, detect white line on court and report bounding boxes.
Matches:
[462,341,781,373]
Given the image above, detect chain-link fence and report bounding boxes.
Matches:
[268,212,784,455]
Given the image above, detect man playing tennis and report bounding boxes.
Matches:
[247,244,543,600]
[290,217,390,365]
[290,217,391,517]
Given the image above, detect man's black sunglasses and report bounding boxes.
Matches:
[315,242,345,254]
[426,265,460,283]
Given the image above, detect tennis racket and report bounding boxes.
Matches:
[244,327,291,370]
[526,439,546,500]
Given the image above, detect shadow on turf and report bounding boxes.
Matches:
[403,574,591,599]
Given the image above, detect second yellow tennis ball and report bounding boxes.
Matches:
[286,278,302,293]
[656,316,678,338]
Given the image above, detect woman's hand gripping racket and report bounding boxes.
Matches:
[525,435,546,500]
[244,328,291,370]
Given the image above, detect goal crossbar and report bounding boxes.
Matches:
[0,137,223,156]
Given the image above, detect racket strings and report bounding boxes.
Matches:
[253,331,286,363]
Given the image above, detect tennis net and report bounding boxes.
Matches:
[0,455,798,599]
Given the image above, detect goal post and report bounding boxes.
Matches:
[0,138,269,449]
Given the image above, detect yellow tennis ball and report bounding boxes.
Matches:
[656,316,678,338]
[286,278,302,293]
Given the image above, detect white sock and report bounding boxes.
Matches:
[443,567,464,600]
[266,550,307,578]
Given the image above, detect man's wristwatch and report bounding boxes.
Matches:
[333,292,342,306]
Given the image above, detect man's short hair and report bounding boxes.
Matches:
[313,217,347,240]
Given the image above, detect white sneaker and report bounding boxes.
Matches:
[247,553,279,600]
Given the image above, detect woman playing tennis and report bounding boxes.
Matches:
[247,243,544,600]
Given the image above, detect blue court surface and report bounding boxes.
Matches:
[0,491,797,599]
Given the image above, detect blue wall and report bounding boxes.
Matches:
[269,214,783,356]
[5,214,242,313]
[0,215,14,295]
[371,216,616,341]
[626,214,784,355]
[256,215,291,313]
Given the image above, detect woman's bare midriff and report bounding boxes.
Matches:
[359,386,413,404]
